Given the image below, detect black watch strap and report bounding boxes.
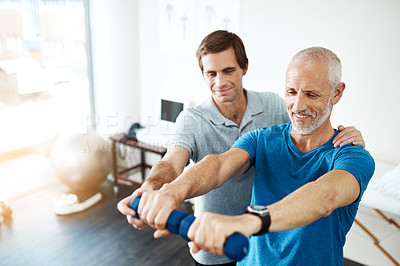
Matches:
[245,207,271,236]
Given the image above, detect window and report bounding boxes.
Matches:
[0,0,92,160]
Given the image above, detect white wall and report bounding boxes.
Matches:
[90,0,140,135]
[241,0,400,164]
[89,0,400,164]
[138,0,400,164]
[138,0,205,127]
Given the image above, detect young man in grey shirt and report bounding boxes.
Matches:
[118,30,364,266]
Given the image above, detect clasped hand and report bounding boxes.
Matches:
[117,187,257,256]
[188,212,253,255]
[117,184,181,237]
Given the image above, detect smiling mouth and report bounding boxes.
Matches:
[215,87,232,94]
[294,113,311,118]
[291,111,315,121]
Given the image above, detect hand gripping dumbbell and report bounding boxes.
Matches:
[129,197,249,261]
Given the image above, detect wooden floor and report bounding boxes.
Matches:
[0,181,194,266]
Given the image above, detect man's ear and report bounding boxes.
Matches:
[242,62,249,76]
[331,82,346,105]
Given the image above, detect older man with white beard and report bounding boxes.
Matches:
[130,47,375,265]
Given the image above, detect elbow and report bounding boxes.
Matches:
[320,190,342,217]
[317,181,359,218]
[310,181,338,218]
[320,200,335,217]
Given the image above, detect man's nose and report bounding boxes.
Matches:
[292,93,307,112]
[216,74,227,88]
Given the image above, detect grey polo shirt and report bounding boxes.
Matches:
[168,90,289,264]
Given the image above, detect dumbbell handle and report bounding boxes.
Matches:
[129,197,249,261]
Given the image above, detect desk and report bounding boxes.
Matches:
[109,133,167,187]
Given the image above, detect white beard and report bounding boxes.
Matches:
[290,96,333,135]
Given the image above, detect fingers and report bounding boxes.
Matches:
[117,187,149,216]
[138,193,162,229]
[333,125,365,148]
[187,213,231,256]
[154,229,172,238]
[117,196,148,230]
[126,215,149,230]
[117,187,182,240]
[139,195,163,229]
[117,194,137,217]
[117,188,151,230]
[190,242,201,254]
[137,190,179,231]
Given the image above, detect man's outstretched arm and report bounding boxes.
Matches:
[136,147,251,235]
[187,169,361,255]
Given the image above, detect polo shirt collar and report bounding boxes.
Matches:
[205,89,264,126]
[246,90,264,116]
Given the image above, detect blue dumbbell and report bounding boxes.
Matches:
[129,197,249,261]
[129,196,189,234]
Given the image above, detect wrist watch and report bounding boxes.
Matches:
[245,205,271,235]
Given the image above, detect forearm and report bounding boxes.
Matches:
[267,170,359,232]
[186,171,360,256]
[142,160,180,190]
[268,181,334,232]
[161,154,225,203]
[136,149,249,231]
[225,181,333,238]
[136,154,227,230]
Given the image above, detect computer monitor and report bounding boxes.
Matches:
[160,99,184,123]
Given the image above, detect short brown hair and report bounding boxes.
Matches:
[196,30,248,72]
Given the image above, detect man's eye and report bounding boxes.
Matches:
[207,73,216,77]
[286,90,296,95]
[307,93,318,98]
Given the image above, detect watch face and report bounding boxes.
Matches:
[247,205,270,236]
[252,205,267,211]
[248,205,268,215]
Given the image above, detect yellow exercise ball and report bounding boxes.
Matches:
[50,132,112,192]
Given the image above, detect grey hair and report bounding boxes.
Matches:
[291,47,342,91]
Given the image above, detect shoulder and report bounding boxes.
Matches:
[336,144,374,162]
[183,99,217,118]
[176,104,207,121]
[334,144,376,177]
[175,101,216,132]
[247,90,283,103]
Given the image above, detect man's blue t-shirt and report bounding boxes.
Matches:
[233,122,375,266]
